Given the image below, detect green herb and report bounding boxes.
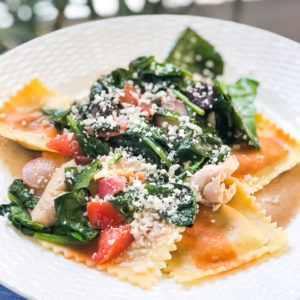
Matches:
[54,190,98,243]
[67,115,110,158]
[166,27,223,77]
[145,183,197,227]
[172,89,205,116]
[214,78,260,149]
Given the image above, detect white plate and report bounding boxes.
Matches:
[0,15,299,300]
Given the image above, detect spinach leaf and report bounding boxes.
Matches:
[7,205,44,236]
[177,157,205,181]
[109,188,141,222]
[67,115,110,158]
[54,190,98,242]
[214,78,260,149]
[172,89,205,116]
[42,108,71,132]
[142,137,171,168]
[8,179,38,209]
[145,183,197,227]
[166,27,223,77]
[90,68,130,100]
[34,233,85,245]
[110,120,171,167]
[129,56,189,91]
[0,180,45,236]
[64,160,102,191]
[154,107,180,121]
[174,126,231,164]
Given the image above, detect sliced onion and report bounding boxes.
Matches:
[161,97,187,116]
[21,157,57,189]
[156,97,188,128]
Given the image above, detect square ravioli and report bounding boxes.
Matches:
[164,178,287,283]
[232,114,300,193]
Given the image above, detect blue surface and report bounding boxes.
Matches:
[0,285,25,300]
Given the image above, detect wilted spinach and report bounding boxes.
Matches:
[129,56,189,91]
[42,108,71,132]
[214,78,260,149]
[110,120,171,167]
[145,183,197,227]
[8,179,38,209]
[174,126,230,164]
[64,160,102,191]
[67,115,110,158]
[109,188,141,223]
[166,27,223,77]
[154,107,180,122]
[54,190,98,242]
[0,180,45,236]
[90,68,130,101]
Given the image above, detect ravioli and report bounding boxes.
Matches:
[38,223,184,289]
[0,79,72,151]
[232,114,300,193]
[164,178,287,283]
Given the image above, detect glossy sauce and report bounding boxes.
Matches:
[233,136,289,178]
[0,104,57,138]
[181,207,237,269]
[65,240,98,265]
[255,163,300,227]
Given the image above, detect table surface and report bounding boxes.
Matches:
[0,285,24,299]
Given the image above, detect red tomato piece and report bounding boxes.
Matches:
[46,133,83,157]
[119,84,139,106]
[140,103,153,119]
[97,175,127,200]
[92,225,134,264]
[87,201,124,229]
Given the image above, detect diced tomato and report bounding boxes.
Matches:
[87,201,124,229]
[119,84,139,106]
[140,103,153,119]
[118,118,128,132]
[46,133,83,157]
[92,225,134,264]
[97,175,127,200]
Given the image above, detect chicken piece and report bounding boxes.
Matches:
[189,156,239,210]
[31,160,75,227]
